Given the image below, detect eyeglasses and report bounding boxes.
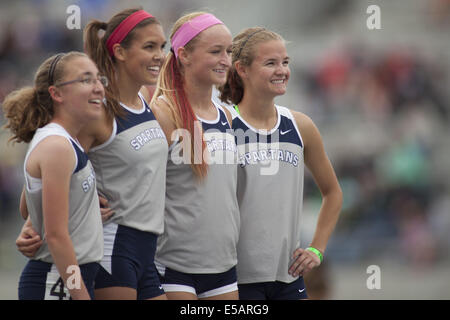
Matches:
[56,75,109,88]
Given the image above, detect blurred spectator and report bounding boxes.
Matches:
[300,38,449,267]
[0,0,449,286]
[387,187,437,268]
[429,0,450,26]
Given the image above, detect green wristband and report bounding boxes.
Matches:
[306,247,323,263]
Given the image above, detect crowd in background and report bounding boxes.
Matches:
[299,43,450,268]
[1,0,449,296]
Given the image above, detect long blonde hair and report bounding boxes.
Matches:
[152,12,212,179]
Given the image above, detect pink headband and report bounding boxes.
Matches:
[106,10,154,57]
[171,13,224,59]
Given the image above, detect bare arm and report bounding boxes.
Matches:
[151,98,177,145]
[78,105,115,222]
[19,186,28,220]
[222,106,233,127]
[16,217,42,258]
[38,136,91,300]
[299,112,342,252]
[289,111,343,276]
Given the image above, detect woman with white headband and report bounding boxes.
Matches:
[151,12,240,300]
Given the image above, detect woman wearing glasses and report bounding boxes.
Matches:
[2,52,105,300]
[15,8,169,300]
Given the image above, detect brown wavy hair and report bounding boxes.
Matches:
[2,52,87,143]
[219,27,284,105]
[83,7,159,120]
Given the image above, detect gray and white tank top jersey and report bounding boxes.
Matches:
[156,100,240,274]
[88,94,168,234]
[231,105,305,284]
[23,123,103,265]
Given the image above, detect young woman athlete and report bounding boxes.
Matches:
[151,12,240,300]
[3,52,105,299]
[219,27,343,300]
[15,8,169,300]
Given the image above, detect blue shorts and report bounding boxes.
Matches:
[156,263,238,298]
[238,277,308,300]
[18,260,100,300]
[95,223,164,300]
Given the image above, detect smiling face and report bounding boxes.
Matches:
[241,39,290,98]
[120,23,166,86]
[55,56,105,121]
[181,24,232,87]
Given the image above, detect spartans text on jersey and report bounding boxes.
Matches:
[239,148,299,167]
[130,128,165,150]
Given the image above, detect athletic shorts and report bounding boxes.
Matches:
[238,276,308,300]
[156,263,238,299]
[94,223,164,300]
[18,260,99,300]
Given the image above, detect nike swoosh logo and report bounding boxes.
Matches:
[221,121,229,126]
[299,288,305,293]
[280,129,292,135]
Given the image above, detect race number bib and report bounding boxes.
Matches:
[44,269,71,300]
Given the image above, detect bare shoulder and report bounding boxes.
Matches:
[290,110,316,132]
[150,96,176,141]
[37,135,73,154]
[221,105,233,125]
[78,104,111,151]
[34,135,75,170]
[290,109,322,146]
[150,95,170,112]
[151,97,174,125]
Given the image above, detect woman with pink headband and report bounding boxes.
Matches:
[151,12,240,300]
[16,7,170,300]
